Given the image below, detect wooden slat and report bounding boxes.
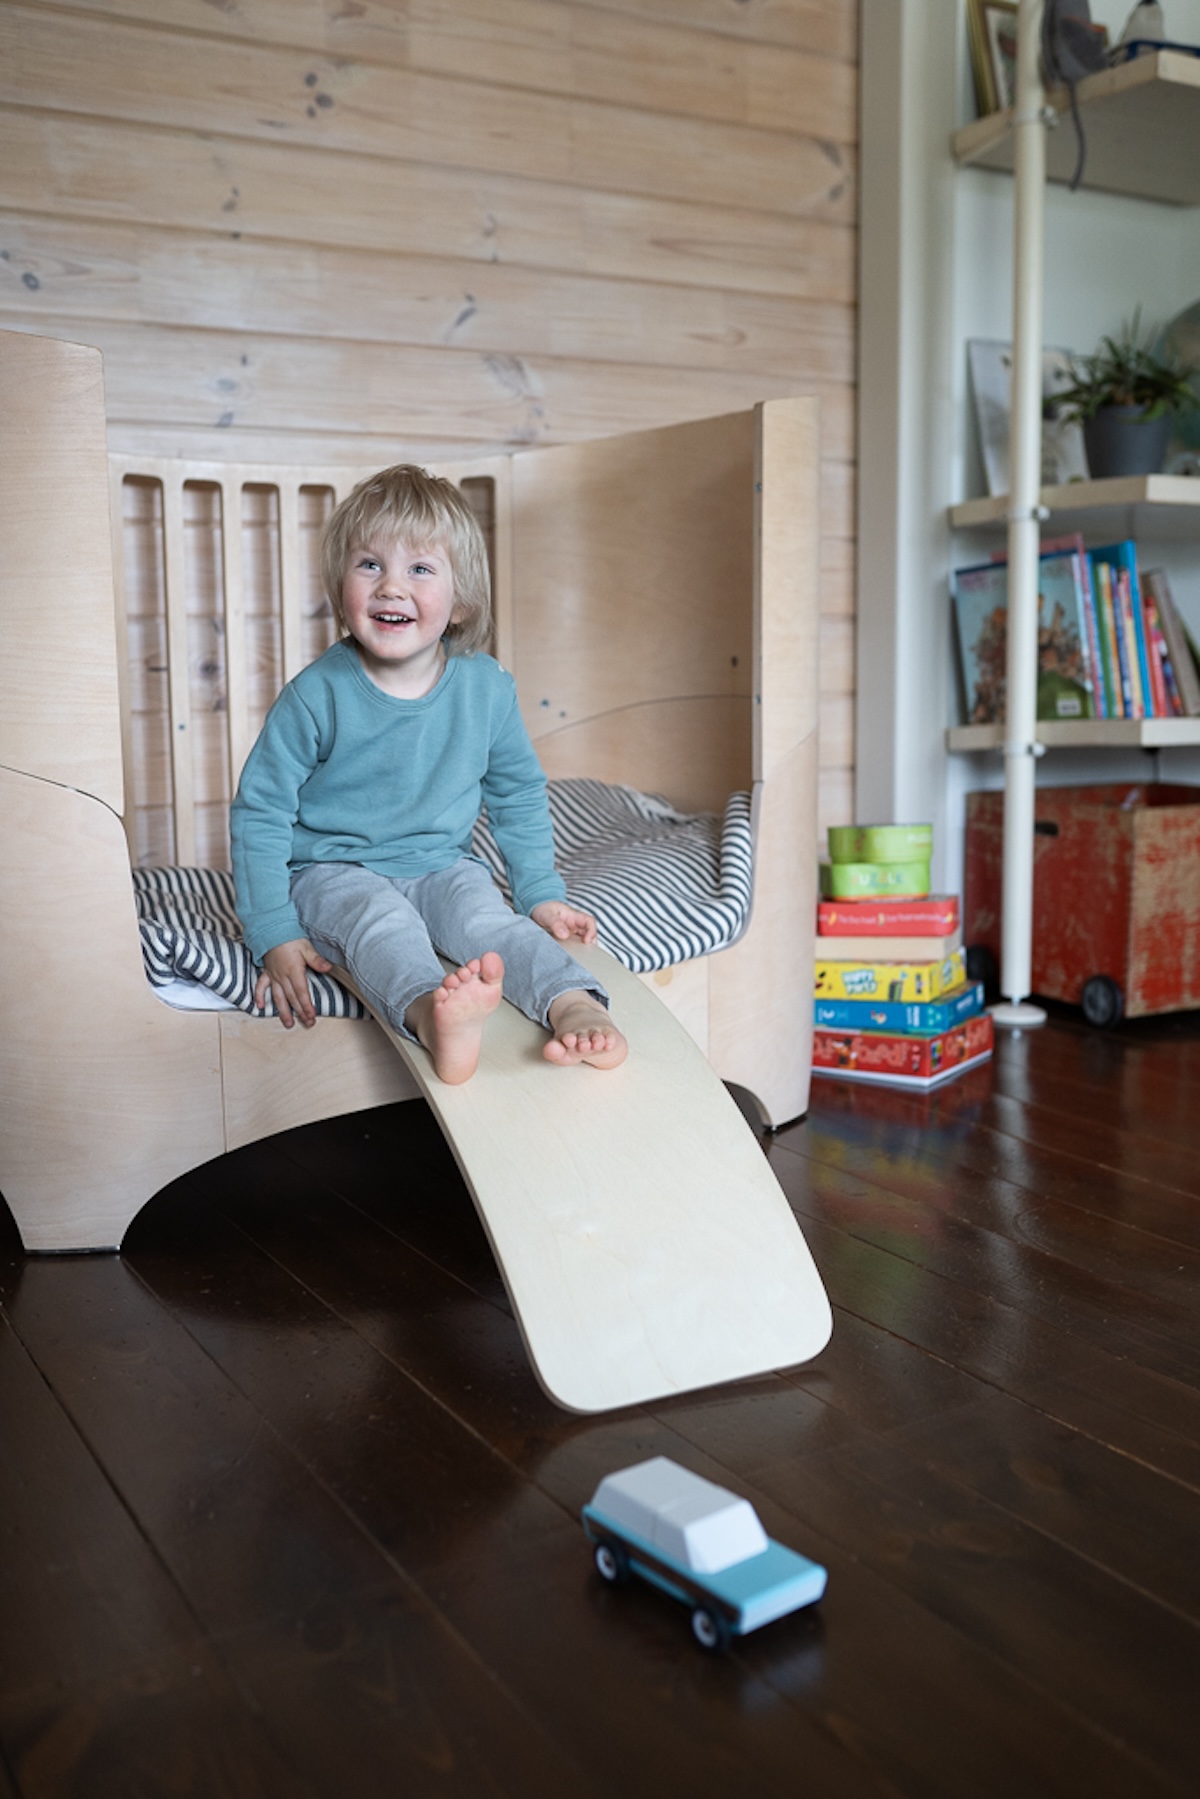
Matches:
[160,474,195,865]
[277,482,304,684]
[0,110,857,303]
[219,479,252,789]
[0,214,855,386]
[0,7,855,222]
[26,0,859,141]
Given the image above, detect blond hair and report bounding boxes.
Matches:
[321,464,491,655]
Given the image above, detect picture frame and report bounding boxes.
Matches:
[967,0,1018,115]
[967,339,1089,497]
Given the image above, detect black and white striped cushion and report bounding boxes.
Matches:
[134,779,754,1009]
[474,779,754,974]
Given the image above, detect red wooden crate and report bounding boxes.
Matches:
[963,783,1200,1020]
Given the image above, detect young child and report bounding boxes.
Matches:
[230,463,627,1085]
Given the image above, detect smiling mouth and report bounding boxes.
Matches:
[372,612,414,626]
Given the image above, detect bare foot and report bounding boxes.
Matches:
[544,991,628,1070]
[408,952,504,1083]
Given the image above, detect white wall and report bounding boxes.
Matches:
[859,0,1200,897]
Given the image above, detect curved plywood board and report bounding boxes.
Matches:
[0,330,123,811]
[344,944,832,1413]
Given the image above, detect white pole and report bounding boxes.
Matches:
[992,0,1048,1030]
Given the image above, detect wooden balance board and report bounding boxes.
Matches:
[344,943,832,1413]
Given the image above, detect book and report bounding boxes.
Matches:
[814,948,968,1003]
[1092,555,1131,717]
[813,926,963,962]
[820,860,931,900]
[817,895,960,936]
[1141,581,1172,716]
[1144,567,1200,715]
[1093,542,1154,715]
[814,982,984,1035]
[827,823,933,865]
[811,1012,995,1089]
[952,549,1094,724]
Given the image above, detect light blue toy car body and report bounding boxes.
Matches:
[583,1456,827,1651]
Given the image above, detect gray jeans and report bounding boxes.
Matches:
[290,859,608,1042]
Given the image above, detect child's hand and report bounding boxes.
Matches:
[256,938,333,1029]
[531,900,598,945]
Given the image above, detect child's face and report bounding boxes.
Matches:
[341,534,461,695]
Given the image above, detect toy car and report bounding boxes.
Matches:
[582,1456,827,1651]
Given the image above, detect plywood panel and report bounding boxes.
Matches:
[0,112,856,303]
[0,330,123,808]
[0,216,855,386]
[0,7,854,221]
[511,410,756,811]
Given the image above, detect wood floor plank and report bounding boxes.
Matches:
[768,1136,1200,1378]
[123,1185,891,1798]
[0,1259,606,1798]
[126,1136,1194,1799]
[790,1072,1200,1254]
[0,1313,323,1799]
[782,1212,1200,1488]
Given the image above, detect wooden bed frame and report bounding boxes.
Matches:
[0,327,820,1256]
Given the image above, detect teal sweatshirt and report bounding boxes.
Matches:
[230,640,566,960]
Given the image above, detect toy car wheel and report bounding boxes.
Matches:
[593,1540,630,1586]
[1081,975,1124,1029]
[690,1605,731,1652]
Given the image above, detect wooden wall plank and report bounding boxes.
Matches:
[0,315,856,459]
[0,112,856,303]
[0,7,854,222]
[23,0,858,141]
[0,215,855,385]
[578,0,858,60]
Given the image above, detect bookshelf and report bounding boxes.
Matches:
[952,49,1200,205]
[946,18,1200,1019]
[948,475,1200,752]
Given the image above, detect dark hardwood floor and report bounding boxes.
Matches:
[2,1004,1198,1798]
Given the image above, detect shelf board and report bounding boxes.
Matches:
[947,717,1200,752]
[950,474,1200,530]
[953,50,1200,206]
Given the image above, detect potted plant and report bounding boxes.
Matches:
[1054,311,1196,479]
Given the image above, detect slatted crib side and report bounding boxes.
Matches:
[108,455,511,869]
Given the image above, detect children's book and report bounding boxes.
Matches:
[1092,542,1155,715]
[952,550,1094,724]
[817,896,960,937]
[814,981,984,1035]
[812,1012,995,1089]
[814,927,963,962]
[814,948,967,1003]
[1144,567,1200,715]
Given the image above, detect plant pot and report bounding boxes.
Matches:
[1082,405,1171,479]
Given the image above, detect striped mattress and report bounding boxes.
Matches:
[134,778,754,1018]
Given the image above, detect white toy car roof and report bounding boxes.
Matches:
[589,1456,770,1575]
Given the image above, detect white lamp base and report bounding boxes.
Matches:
[989,999,1047,1030]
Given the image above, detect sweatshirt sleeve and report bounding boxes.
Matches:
[229,685,321,960]
[481,682,567,915]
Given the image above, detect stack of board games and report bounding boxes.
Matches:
[813,825,994,1089]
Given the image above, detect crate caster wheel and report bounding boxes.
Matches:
[1081,975,1124,1029]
